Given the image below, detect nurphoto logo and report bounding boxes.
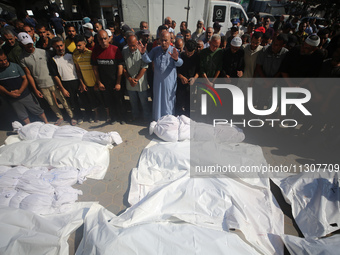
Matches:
[199,83,312,128]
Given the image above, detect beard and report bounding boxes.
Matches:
[196,28,203,34]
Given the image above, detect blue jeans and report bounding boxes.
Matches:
[127,90,151,120]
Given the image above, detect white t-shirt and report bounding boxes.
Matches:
[53,53,78,81]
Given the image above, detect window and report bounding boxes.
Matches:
[230,7,245,22]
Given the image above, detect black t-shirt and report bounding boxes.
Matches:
[222,48,245,78]
[280,46,324,77]
[36,37,54,55]
[177,51,200,79]
[91,44,123,86]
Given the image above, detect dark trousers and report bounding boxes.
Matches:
[62,79,82,119]
[99,83,127,121]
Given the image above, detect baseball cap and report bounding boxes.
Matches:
[232,18,240,25]
[84,30,93,38]
[83,23,93,30]
[83,17,91,24]
[105,29,112,37]
[231,36,242,47]
[255,27,266,33]
[17,32,33,45]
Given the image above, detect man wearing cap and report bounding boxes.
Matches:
[226,19,244,39]
[73,35,100,122]
[51,37,83,125]
[280,34,324,79]
[222,37,244,78]
[120,34,151,121]
[18,32,74,126]
[1,28,22,65]
[84,30,95,51]
[192,19,205,41]
[83,23,95,36]
[23,25,38,47]
[0,49,48,125]
[64,24,77,53]
[137,30,183,121]
[91,30,126,124]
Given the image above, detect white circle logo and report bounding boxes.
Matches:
[216,9,223,18]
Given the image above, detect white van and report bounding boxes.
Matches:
[120,0,248,36]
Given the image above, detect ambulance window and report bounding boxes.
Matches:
[230,7,245,21]
[213,5,226,23]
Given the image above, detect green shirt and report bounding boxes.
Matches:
[2,41,22,65]
[199,47,223,78]
[122,47,148,92]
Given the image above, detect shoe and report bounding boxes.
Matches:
[78,119,83,125]
[71,119,77,126]
[89,118,94,123]
[54,118,64,126]
[120,120,126,125]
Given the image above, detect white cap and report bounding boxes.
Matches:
[231,36,242,47]
[198,19,204,23]
[305,35,320,47]
[17,32,34,45]
[83,23,93,30]
[105,29,112,37]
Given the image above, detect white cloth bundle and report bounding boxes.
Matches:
[12,121,123,146]
[149,115,245,143]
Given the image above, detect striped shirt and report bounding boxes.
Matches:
[73,49,96,87]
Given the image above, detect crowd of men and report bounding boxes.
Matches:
[0,13,339,145]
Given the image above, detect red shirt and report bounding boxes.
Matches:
[91,44,122,86]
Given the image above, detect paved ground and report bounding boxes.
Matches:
[0,97,338,254]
